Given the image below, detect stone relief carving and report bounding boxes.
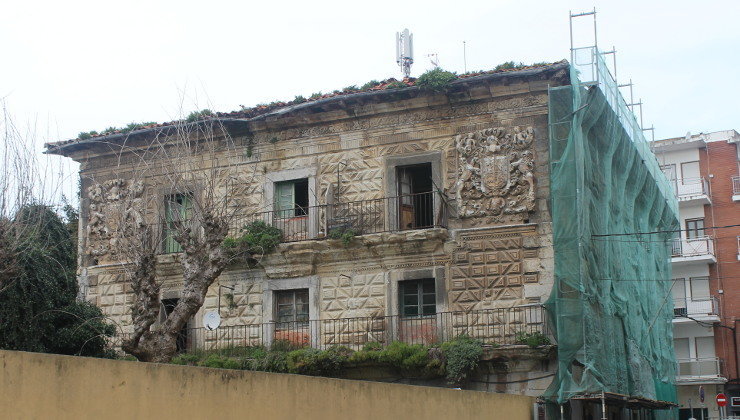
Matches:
[454,126,536,219]
[86,179,145,260]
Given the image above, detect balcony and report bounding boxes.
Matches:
[672,177,711,206]
[116,306,551,353]
[672,297,719,323]
[671,236,716,265]
[733,176,740,201]
[230,190,449,244]
[676,357,726,384]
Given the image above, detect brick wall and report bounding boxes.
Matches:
[701,140,740,381]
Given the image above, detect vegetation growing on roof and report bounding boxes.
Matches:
[384,80,408,90]
[415,68,458,92]
[71,61,555,141]
[360,80,380,90]
[185,109,214,123]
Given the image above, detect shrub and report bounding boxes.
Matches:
[199,354,240,369]
[441,336,483,384]
[292,95,306,104]
[186,109,214,123]
[328,227,356,246]
[171,353,201,366]
[360,80,380,90]
[514,331,551,347]
[222,221,283,257]
[378,341,429,370]
[415,68,457,92]
[249,350,288,372]
[384,81,407,89]
[287,346,351,376]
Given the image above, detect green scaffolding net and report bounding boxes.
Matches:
[545,49,679,415]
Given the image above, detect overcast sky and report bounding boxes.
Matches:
[2,0,738,153]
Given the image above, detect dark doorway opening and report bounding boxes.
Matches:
[162,298,189,352]
[397,163,434,229]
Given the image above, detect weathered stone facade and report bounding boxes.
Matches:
[49,63,569,395]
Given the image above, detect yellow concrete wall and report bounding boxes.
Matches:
[0,350,534,420]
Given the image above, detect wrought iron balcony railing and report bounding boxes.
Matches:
[115,306,550,354]
[229,190,450,244]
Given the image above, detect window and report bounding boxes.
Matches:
[161,298,189,351]
[680,161,700,182]
[274,179,308,219]
[164,193,192,253]
[673,338,690,359]
[685,218,705,239]
[399,278,436,317]
[689,277,710,299]
[396,164,433,229]
[275,289,309,325]
[695,336,715,359]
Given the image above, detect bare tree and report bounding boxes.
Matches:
[85,113,256,362]
[0,101,74,293]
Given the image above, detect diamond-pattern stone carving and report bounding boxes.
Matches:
[321,272,386,319]
[450,234,528,311]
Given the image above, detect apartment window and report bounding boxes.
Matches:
[685,218,705,239]
[163,193,193,253]
[674,338,690,359]
[695,336,716,359]
[399,278,436,317]
[689,277,710,299]
[275,289,309,325]
[680,161,700,182]
[275,179,308,219]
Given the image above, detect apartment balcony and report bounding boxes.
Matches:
[676,357,726,384]
[671,236,716,266]
[672,177,711,206]
[672,297,719,323]
[733,176,740,201]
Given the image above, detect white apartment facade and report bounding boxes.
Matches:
[654,130,740,420]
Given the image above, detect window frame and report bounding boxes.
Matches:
[274,178,309,219]
[685,218,705,239]
[163,193,193,253]
[398,278,437,318]
[274,289,310,326]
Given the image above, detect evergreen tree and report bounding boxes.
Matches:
[0,205,114,356]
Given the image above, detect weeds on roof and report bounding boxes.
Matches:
[185,109,214,123]
[415,68,457,92]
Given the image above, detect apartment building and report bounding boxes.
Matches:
[654,129,740,419]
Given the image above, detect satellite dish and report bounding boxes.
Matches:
[203,311,221,331]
